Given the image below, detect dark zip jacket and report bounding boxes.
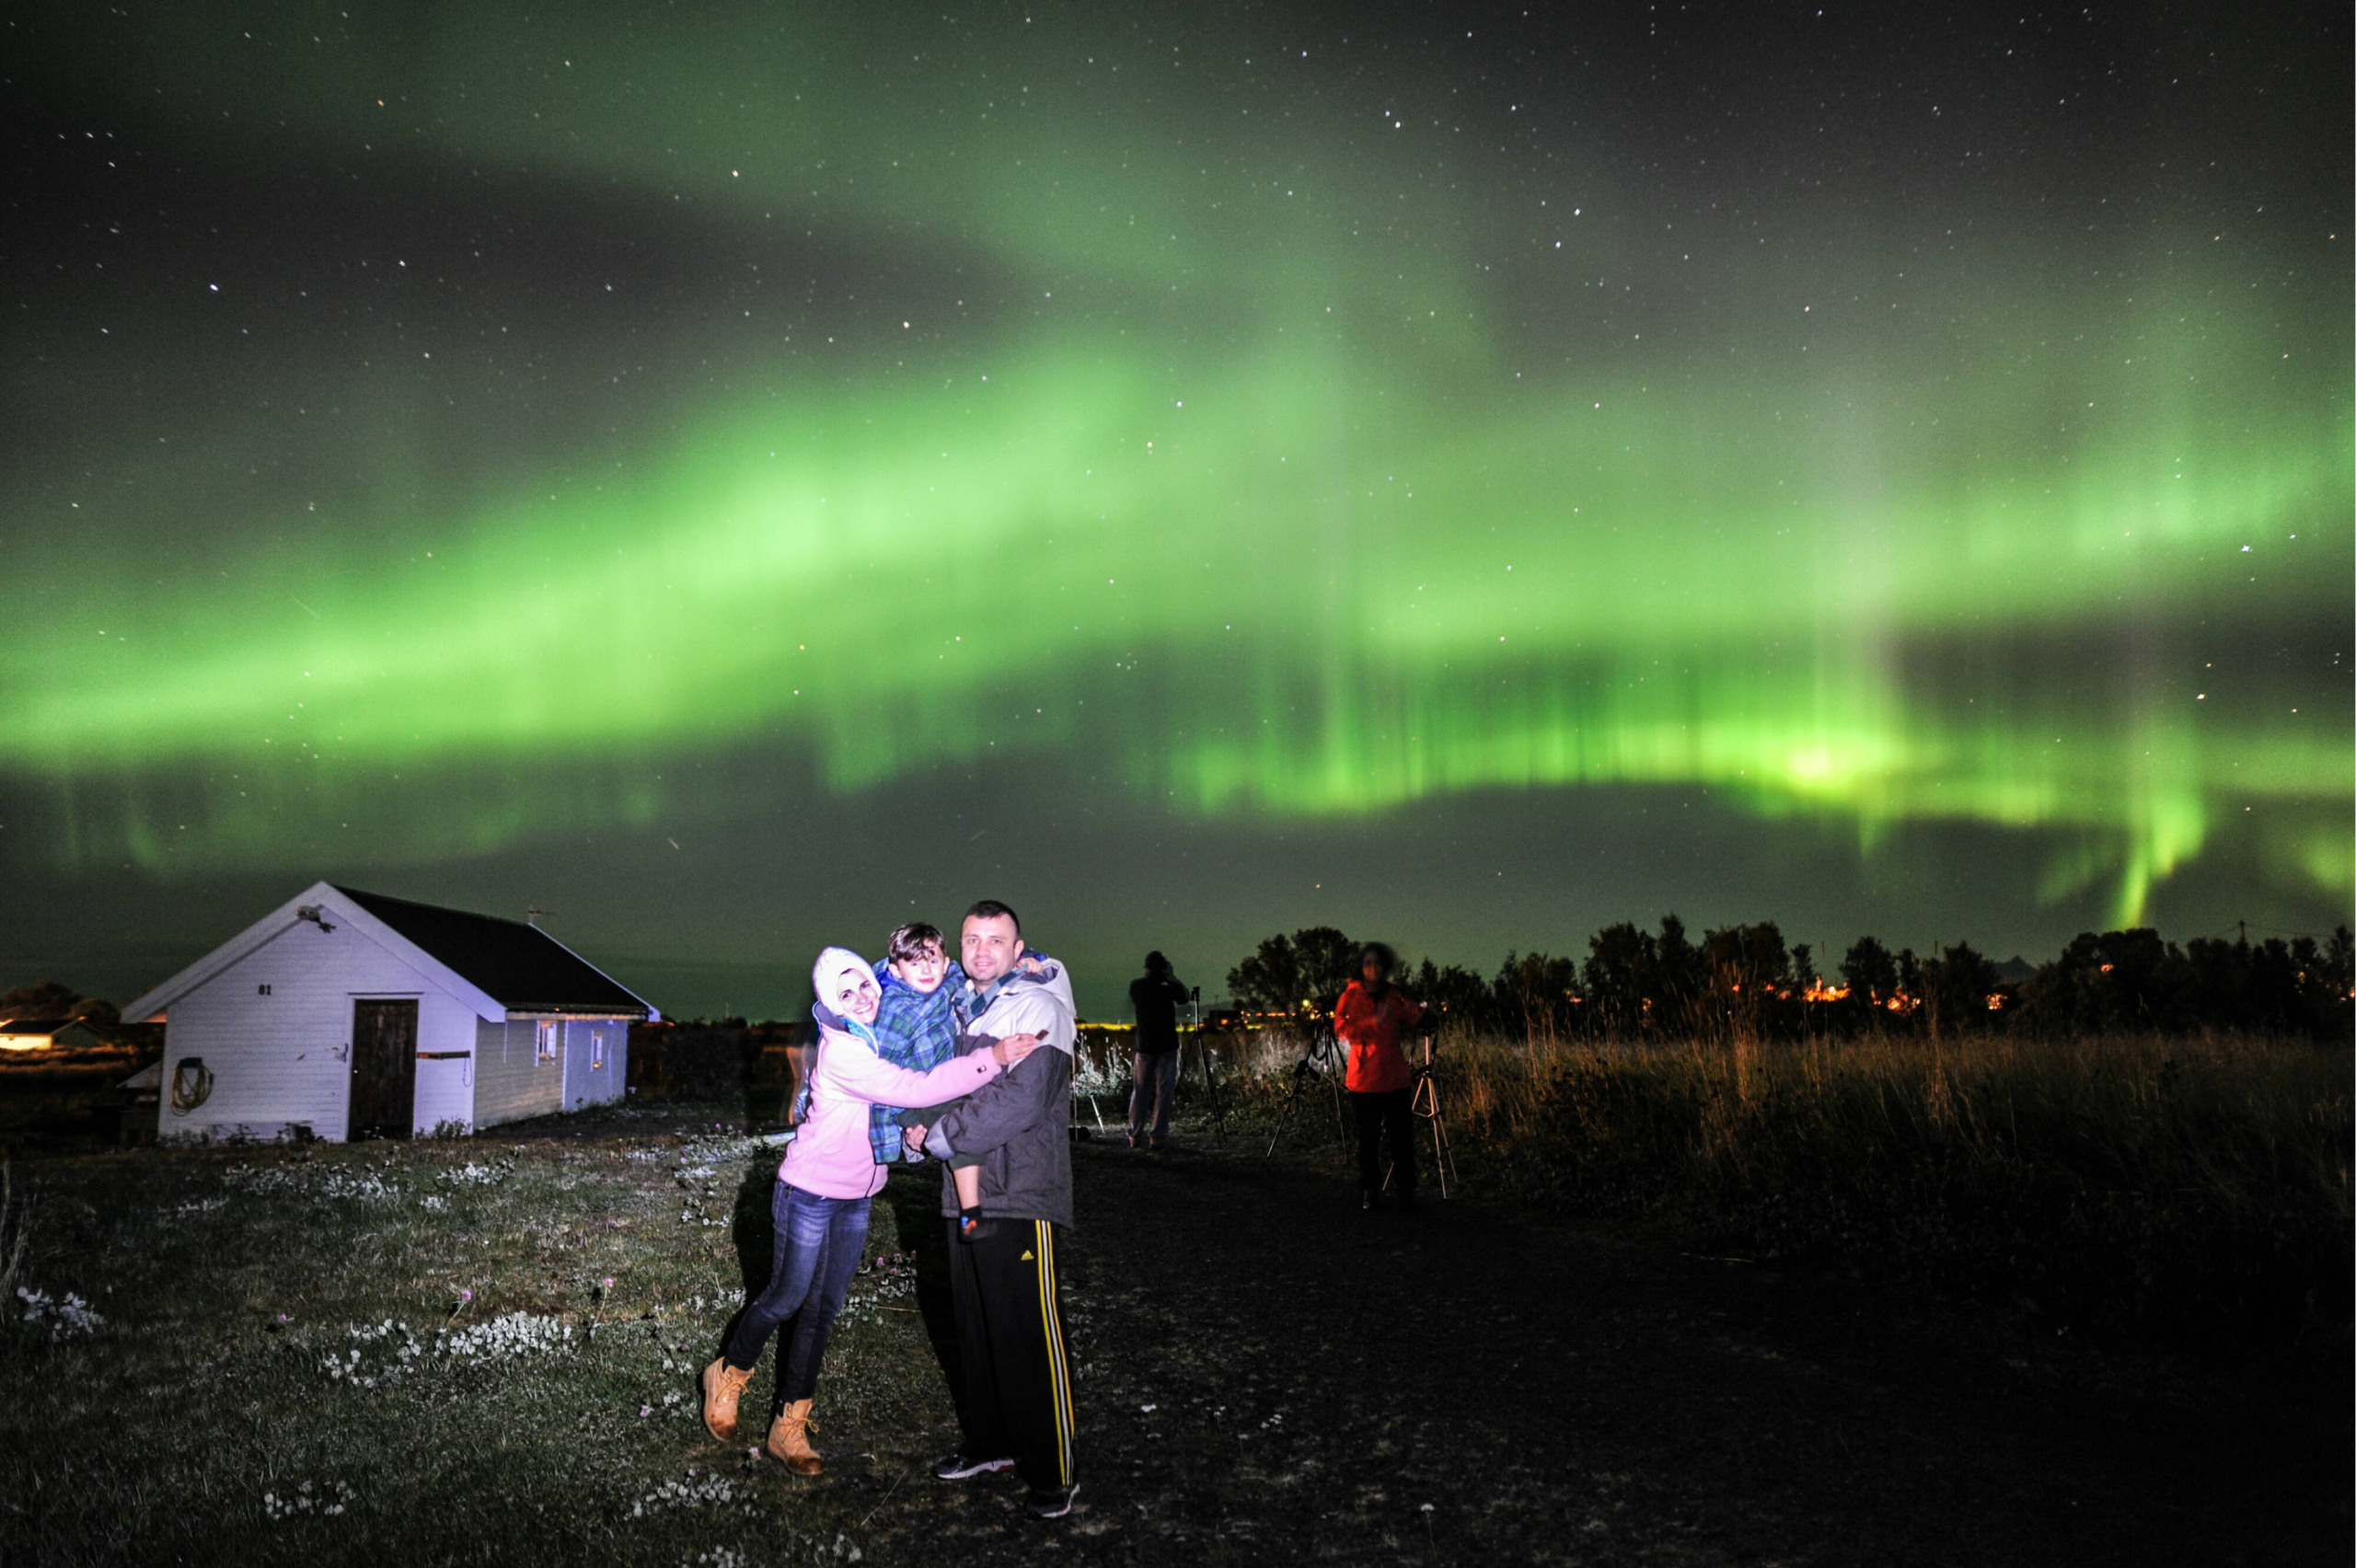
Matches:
[930,958,1077,1228]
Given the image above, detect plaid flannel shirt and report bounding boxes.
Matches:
[865,961,964,1164]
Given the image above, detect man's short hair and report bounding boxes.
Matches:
[887,922,944,963]
[963,899,1021,936]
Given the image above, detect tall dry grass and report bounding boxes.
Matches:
[1202,1026,2352,1354]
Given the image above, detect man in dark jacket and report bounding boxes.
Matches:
[1126,951,1190,1149]
[905,900,1080,1519]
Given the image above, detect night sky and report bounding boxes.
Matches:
[6,3,2349,1019]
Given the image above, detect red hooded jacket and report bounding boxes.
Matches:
[1333,980,1425,1093]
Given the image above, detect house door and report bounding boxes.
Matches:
[350,999,419,1138]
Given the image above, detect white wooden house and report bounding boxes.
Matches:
[121,882,657,1143]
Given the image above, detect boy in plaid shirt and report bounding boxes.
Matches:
[866,923,964,1164]
[868,922,1041,1236]
[867,917,1050,1233]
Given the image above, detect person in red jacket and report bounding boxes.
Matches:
[1331,943,1426,1210]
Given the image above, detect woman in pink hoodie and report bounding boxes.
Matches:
[701,947,1041,1473]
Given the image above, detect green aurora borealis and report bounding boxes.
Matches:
[6,3,2349,1013]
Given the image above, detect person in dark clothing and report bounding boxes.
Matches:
[1126,951,1190,1149]
[901,901,1081,1520]
[1332,942,1425,1211]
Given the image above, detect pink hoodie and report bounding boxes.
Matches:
[779,1026,1002,1199]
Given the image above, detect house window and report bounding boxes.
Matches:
[536,1020,560,1062]
[590,1028,606,1071]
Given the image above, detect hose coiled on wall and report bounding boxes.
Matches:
[168,1058,214,1116]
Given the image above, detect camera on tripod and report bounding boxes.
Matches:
[1404,1027,1457,1196]
[1264,1013,1348,1158]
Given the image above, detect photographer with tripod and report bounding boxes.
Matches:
[1333,944,1425,1211]
[1126,951,1190,1150]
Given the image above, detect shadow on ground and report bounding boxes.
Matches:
[826,1133,2348,1567]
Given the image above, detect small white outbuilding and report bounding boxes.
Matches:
[121,881,658,1143]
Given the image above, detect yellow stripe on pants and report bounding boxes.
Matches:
[1034,1220,1076,1485]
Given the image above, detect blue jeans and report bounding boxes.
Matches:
[722,1182,870,1401]
[1128,1049,1178,1143]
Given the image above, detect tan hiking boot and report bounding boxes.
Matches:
[766,1399,823,1475]
[700,1358,756,1441]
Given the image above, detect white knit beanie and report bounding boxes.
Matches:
[812,946,872,1010]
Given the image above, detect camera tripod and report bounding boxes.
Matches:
[1385,1034,1460,1199]
[1263,1025,1348,1158]
[1184,987,1229,1144]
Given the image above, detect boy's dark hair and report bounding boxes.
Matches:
[963,898,1022,936]
[1359,942,1398,978]
[886,922,944,963]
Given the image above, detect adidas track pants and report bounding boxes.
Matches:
[946,1216,1076,1491]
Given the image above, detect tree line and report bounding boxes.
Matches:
[1225,918,2355,1043]
[0,981,119,1026]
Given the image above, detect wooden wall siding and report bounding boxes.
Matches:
[561,1019,628,1110]
[409,990,480,1134]
[473,1018,562,1129]
[159,914,461,1142]
[591,1019,626,1105]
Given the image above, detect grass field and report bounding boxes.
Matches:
[1186,1027,2353,1357]
[2,1028,2347,1565]
[1,1112,967,1564]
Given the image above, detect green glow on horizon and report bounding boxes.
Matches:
[5,3,2350,928]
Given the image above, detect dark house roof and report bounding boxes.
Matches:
[335,887,652,1017]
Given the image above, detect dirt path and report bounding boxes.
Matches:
[841,1136,2344,1566]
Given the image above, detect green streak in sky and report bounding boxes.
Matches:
[5,3,2350,928]
[6,328,2349,924]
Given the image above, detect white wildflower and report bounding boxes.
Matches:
[674,1134,757,1168]
[16,1286,105,1341]
[261,1479,356,1520]
[225,1160,401,1202]
[437,1310,574,1366]
[628,1467,744,1517]
[317,1170,398,1201]
[320,1319,422,1388]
